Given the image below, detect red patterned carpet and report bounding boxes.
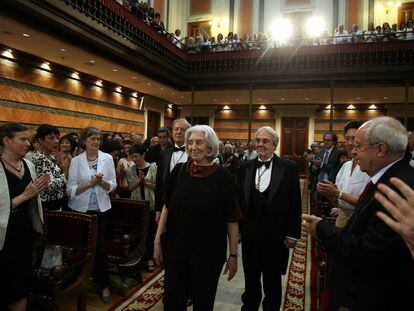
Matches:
[111,182,315,311]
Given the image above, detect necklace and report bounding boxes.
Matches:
[1,156,23,173]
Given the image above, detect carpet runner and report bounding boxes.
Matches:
[111,182,315,311]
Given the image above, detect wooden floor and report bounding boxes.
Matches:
[60,270,156,311]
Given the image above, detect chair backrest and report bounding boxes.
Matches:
[43,210,98,253]
[110,198,150,235]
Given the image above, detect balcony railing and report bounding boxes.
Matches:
[62,0,188,70]
[60,0,414,76]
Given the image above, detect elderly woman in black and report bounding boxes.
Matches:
[0,123,49,311]
[154,125,240,311]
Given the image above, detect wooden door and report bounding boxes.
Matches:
[280,117,308,176]
[147,110,160,138]
[398,2,414,24]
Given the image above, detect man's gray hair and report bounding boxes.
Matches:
[256,126,279,147]
[173,118,191,129]
[185,125,220,159]
[362,116,407,155]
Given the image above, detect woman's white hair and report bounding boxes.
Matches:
[255,126,279,147]
[185,125,220,159]
[362,116,407,155]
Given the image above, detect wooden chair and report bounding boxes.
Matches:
[29,211,98,311]
[106,198,150,284]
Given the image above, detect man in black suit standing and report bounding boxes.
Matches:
[303,116,414,311]
[313,132,340,183]
[239,126,302,311]
[145,127,173,165]
[155,118,191,223]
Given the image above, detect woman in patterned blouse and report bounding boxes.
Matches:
[32,124,68,211]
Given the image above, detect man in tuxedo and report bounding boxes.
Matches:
[145,127,172,165]
[313,132,340,183]
[303,116,414,311]
[155,118,190,223]
[239,126,302,311]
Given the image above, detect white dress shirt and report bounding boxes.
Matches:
[335,159,371,212]
[169,144,188,172]
[370,158,403,185]
[410,151,414,167]
[255,156,273,193]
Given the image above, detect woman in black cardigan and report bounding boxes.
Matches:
[154,125,240,311]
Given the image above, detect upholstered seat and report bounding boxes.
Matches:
[29,210,98,311]
[106,198,150,284]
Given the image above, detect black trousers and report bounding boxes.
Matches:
[85,209,110,289]
[163,260,223,311]
[241,240,282,311]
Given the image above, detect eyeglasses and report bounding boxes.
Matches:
[353,142,379,151]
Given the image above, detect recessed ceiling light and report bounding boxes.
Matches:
[41,62,51,70]
[171,92,175,95]
[60,48,67,52]
[22,33,30,37]
[180,96,184,99]
[168,103,173,109]
[112,69,118,72]
[383,96,388,100]
[259,105,266,110]
[369,104,378,109]
[146,82,152,86]
[235,98,239,102]
[223,105,231,110]
[115,86,122,92]
[89,60,95,63]
[280,97,285,101]
[326,105,331,109]
[96,80,103,87]
[1,49,14,58]
[71,72,80,79]
[347,104,356,109]
[214,99,217,102]
[132,76,137,79]
[356,97,361,100]
[132,92,138,97]
[160,88,164,91]
[305,98,309,101]
[258,98,262,101]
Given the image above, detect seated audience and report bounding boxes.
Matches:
[154,125,239,310]
[303,116,414,311]
[0,123,49,311]
[32,124,68,211]
[66,126,117,303]
[126,143,157,272]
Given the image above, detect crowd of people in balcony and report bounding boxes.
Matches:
[115,0,414,54]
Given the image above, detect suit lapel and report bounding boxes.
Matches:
[162,147,173,182]
[267,156,285,204]
[243,160,255,206]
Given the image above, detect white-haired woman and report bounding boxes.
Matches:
[154,125,240,311]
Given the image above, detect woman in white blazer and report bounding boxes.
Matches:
[66,126,117,303]
[0,123,49,310]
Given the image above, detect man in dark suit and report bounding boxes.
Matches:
[145,127,172,165]
[155,118,191,223]
[239,126,302,311]
[303,116,414,311]
[313,132,340,183]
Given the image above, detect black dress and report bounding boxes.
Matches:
[163,161,238,311]
[0,160,34,305]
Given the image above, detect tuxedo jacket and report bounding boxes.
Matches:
[155,145,174,212]
[239,156,302,273]
[317,159,414,311]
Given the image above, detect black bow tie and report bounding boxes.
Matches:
[174,146,185,152]
[256,160,272,169]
